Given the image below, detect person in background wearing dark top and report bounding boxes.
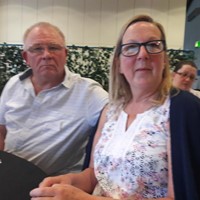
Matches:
[0,22,108,176]
[30,15,200,200]
[172,60,200,98]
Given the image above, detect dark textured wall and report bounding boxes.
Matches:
[184,0,200,88]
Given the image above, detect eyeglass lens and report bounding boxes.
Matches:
[28,44,64,54]
[121,40,165,57]
[177,72,196,81]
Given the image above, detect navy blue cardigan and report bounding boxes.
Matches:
[170,89,200,200]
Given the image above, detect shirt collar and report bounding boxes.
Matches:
[19,66,73,89]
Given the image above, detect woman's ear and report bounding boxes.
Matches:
[171,71,176,79]
[163,54,168,68]
[118,58,123,74]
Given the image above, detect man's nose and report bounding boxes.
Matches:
[42,48,52,57]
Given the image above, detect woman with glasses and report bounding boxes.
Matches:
[172,60,200,98]
[31,15,200,200]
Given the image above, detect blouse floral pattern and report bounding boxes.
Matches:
[93,97,170,199]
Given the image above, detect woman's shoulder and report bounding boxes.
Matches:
[190,88,200,98]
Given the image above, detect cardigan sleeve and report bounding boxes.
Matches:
[170,89,200,200]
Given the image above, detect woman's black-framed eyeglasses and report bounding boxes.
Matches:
[120,40,166,57]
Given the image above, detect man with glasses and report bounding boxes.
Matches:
[172,60,200,98]
[0,22,108,175]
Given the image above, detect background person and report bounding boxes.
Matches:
[172,60,200,98]
[0,22,108,175]
[30,15,200,200]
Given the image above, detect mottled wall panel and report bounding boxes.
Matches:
[0,0,186,48]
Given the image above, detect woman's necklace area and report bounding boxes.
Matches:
[124,101,155,129]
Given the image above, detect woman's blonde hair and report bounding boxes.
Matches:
[109,14,172,107]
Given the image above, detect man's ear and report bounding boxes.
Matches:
[21,51,29,65]
[65,48,68,58]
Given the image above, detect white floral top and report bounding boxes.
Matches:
[93,97,170,199]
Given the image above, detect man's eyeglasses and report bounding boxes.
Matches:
[27,44,65,55]
[120,40,166,57]
[176,72,197,81]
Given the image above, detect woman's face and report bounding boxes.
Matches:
[119,22,166,92]
[172,64,197,91]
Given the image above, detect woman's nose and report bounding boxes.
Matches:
[185,76,193,82]
[137,45,149,58]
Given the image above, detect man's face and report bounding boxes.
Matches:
[22,26,67,82]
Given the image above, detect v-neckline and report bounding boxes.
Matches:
[120,109,152,133]
[118,111,139,133]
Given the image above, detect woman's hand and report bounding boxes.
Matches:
[30,184,92,200]
[39,174,72,187]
